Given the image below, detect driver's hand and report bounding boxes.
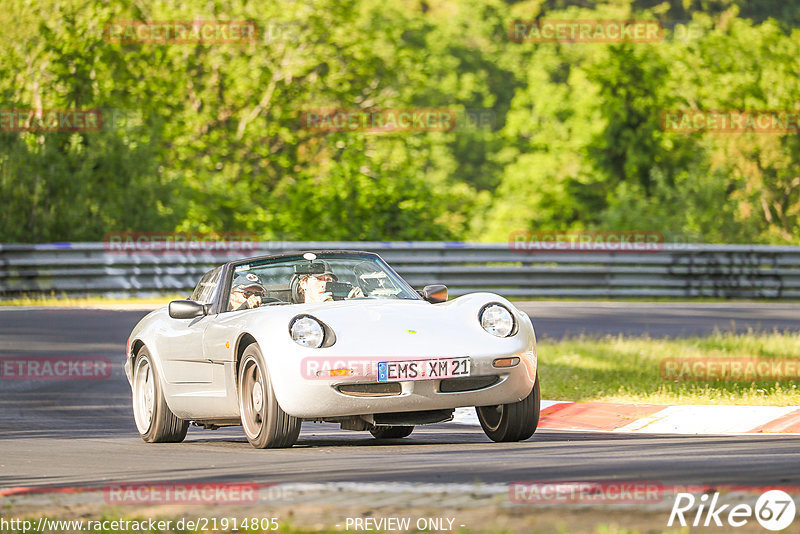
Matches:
[347,286,365,299]
[230,292,246,310]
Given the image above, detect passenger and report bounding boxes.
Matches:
[298,261,337,303]
[298,261,364,303]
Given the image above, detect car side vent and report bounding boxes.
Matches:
[336,382,402,397]
[439,375,500,393]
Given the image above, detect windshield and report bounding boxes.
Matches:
[226,253,419,311]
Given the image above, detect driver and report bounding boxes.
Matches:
[229,272,266,311]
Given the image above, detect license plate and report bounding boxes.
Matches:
[377,357,470,382]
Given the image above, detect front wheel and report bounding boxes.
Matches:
[238,344,301,449]
[370,426,414,439]
[476,375,540,442]
[132,348,189,443]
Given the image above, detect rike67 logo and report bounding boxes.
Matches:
[669,490,797,531]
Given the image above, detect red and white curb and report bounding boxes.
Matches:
[453,401,800,435]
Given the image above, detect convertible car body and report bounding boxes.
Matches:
[125,250,539,448]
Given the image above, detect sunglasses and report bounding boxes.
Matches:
[235,286,262,298]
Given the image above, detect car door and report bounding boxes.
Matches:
[159,267,221,385]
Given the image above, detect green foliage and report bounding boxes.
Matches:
[0,0,799,244]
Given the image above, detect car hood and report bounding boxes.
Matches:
[276,293,531,358]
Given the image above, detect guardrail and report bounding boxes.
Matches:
[2,242,800,299]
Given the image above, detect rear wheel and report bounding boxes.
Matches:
[238,344,301,448]
[370,426,414,439]
[476,375,540,442]
[132,348,188,443]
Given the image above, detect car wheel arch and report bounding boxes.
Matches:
[234,334,301,421]
[131,342,177,414]
[234,333,259,377]
[130,339,145,361]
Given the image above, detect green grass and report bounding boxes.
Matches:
[538,330,800,405]
[0,294,181,307]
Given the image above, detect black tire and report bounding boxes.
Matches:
[369,426,414,439]
[476,375,540,442]
[131,347,189,443]
[238,344,301,449]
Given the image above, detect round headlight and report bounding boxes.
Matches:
[480,304,515,337]
[290,316,325,348]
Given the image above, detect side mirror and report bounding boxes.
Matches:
[421,284,448,304]
[169,300,208,319]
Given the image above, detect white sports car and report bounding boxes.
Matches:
[124,250,540,448]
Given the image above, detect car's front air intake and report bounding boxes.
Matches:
[439,375,500,393]
[336,382,403,397]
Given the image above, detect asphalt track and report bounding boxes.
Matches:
[0,303,799,492]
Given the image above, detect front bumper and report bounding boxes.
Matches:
[273,349,537,419]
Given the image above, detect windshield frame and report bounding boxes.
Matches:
[221,251,421,311]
